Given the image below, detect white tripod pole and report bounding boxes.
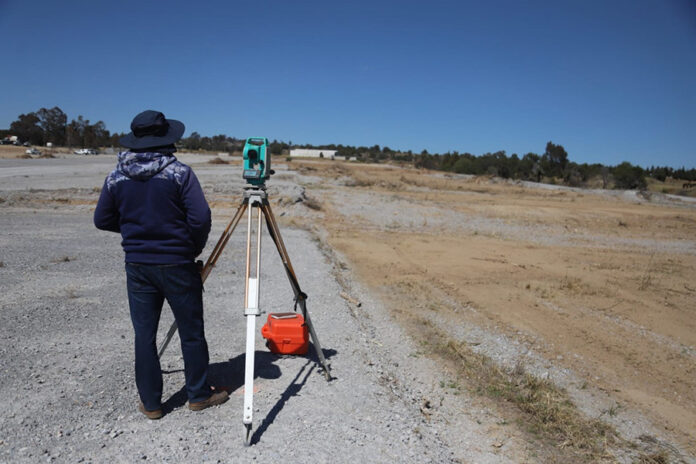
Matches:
[243,192,263,446]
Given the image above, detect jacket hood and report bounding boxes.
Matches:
[117,151,176,181]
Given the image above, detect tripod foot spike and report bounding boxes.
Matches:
[243,423,253,446]
[322,368,332,381]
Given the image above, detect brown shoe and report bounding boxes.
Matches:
[138,402,163,420]
[188,389,229,411]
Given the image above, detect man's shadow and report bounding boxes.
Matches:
[162,345,336,427]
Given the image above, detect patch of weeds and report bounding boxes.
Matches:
[303,196,322,211]
[536,286,552,299]
[606,403,620,417]
[386,220,401,230]
[638,254,655,291]
[420,321,618,462]
[0,261,4,267]
[53,256,73,263]
[0,197,5,204]
[343,177,376,187]
[634,450,669,464]
[65,287,79,299]
[559,275,585,294]
[207,157,229,165]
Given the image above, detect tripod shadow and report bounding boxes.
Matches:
[161,351,282,414]
[250,345,337,445]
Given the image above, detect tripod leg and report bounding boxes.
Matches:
[260,202,332,381]
[301,301,332,381]
[158,201,247,359]
[157,321,179,359]
[201,202,248,282]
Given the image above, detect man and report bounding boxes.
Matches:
[94,110,228,419]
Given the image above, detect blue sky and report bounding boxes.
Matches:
[1,0,694,168]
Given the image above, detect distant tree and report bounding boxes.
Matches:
[89,121,110,146]
[601,166,611,189]
[518,152,540,180]
[9,113,43,145]
[66,117,83,147]
[64,116,110,147]
[613,162,647,190]
[36,107,67,145]
[182,132,202,150]
[541,141,568,178]
[110,132,122,147]
[453,157,473,174]
[564,165,583,187]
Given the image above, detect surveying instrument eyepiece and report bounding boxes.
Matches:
[157,137,331,446]
[242,137,274,186]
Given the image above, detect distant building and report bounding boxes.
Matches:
[289,148,337,159]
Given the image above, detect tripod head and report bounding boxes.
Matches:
[243,137,273,187]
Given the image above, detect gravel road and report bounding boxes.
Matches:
[0,155,523,463]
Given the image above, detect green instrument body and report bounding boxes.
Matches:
[242,137,271,186]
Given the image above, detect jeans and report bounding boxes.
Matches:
[125,262,210,411]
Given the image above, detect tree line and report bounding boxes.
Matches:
[268,139,696,189]
[3,107,695,189]
[1,107,119,148]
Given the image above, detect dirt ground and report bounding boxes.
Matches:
[2,153,695,462]
[288,160,696,456]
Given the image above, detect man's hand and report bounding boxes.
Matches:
[196,260,204,275]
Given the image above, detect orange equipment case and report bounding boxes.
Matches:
[261,313,309,355]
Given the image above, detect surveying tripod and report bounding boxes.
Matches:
[157,187,332,445]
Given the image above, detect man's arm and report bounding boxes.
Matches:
[181,168,211,256]
[94,179,121,232]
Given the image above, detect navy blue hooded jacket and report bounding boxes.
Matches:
[94,151,211,264]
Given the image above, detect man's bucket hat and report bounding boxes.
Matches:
[119,110,185,149]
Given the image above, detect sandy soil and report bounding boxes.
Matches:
[290,160,696,456]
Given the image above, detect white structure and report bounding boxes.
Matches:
[289,148,337,159]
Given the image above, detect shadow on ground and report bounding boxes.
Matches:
[162,345,337,429]
[250,346,337,445]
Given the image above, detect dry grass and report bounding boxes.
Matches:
[408,318,617,462]
[633,450,670,464]
[302,196,322,211]
[444,338,615,460]
[638,253,655,291]
[414,321,674,462]
[64,286,79,299]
